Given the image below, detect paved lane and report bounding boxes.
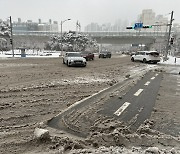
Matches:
[101,71,163,130]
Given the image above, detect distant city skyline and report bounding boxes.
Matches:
[1,0,179,31]
[7,9,170,33]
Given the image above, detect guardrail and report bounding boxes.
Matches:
[84,31,168,37]
[12,30,169,37]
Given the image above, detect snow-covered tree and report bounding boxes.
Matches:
[0,20,11,50]
[0,20,11,37]
[44,31,99,52]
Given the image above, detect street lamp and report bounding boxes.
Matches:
[60,19,71,55]
[9,16,14,57]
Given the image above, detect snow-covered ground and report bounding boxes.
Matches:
[0,50,180,66]
[0,50,61,58]
[159,56,180,65]
[0,52,179,153]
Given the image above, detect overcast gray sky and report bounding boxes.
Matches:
[1,0,180,31]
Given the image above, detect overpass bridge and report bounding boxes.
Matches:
[12,31,169,48]
[84,31,168,44]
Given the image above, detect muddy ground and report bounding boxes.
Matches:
[0,55,179,154]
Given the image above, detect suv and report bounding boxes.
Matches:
[131,51,161,64]
[63,52,86,67]
[99,51,111,58]
[81,51,94,61]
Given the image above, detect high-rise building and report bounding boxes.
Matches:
[38,19,42,24]
[138,9,169,32]
[84,23,101,31]
[18,18,21,23]
[139,9,155,25]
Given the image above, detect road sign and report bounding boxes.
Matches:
[126,26,134,29]
[134,23,143,29]
[143,25,153,28]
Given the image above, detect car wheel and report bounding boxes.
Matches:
[67,60,70,67]
[131,57,134,62]
[92,57,94,60]
[143,58,147,63]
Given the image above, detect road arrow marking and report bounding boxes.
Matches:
[151,77,155,80]
[144,81,150,86]
[134,89,144,96]
[114,102,130,116]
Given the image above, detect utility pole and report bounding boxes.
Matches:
[165,11,174,61]
[10,16,14,57]
[60,19,71,55]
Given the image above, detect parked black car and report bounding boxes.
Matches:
[99,51,111,58]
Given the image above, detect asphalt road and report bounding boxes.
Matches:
[101,71,163,131]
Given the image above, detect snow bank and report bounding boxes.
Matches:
[34,128,50,140]
[159,56,180,65]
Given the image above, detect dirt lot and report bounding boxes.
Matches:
[0,55,179,154]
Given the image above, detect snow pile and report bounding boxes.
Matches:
[0,50,61,58]
[68,146,178,154]
[159,56,180,65]
[59,76,111,85]
[34,128,50,140]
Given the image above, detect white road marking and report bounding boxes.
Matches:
[155,73,159,76]
[175,92,180,96]
[114,102,130,116]
[144,81,150,86]
[134,89,144,96]
[151,77,155,80]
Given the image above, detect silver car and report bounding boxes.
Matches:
[63,52,87,67]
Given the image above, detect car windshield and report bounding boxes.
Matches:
[67,53,81,57]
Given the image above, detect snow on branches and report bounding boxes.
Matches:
[0,21,11,37]
[44,31,98,52]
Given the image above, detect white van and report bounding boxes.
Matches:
[131,51,161,64]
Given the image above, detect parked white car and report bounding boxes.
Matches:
[63,52,87,67]
[131,51,161,64]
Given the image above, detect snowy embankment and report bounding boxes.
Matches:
[1,50,180,66]
[0,50,61,58]
[159,56,180,65]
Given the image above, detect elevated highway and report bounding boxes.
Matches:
[85,31,167,44]
[12,31,168,48]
